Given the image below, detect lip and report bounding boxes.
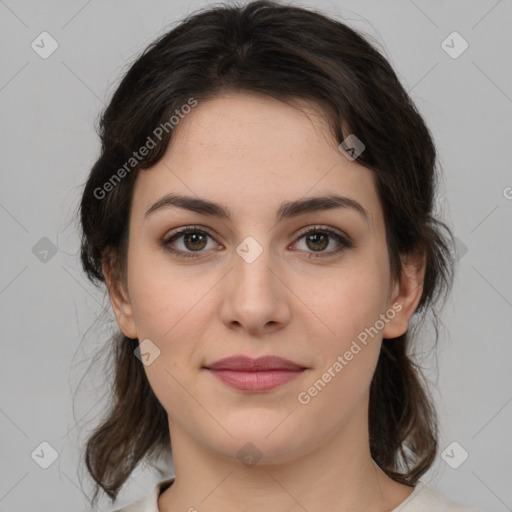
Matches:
[204,355,307,392]
[205,355,306,371]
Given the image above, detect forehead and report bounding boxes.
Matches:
[168,91,338,161]
[131,91,381,230]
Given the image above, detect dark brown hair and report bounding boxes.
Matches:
[78,0,455,506]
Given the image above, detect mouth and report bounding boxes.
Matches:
[203,355,308,392]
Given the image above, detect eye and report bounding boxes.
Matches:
[161,225,352,259]
[161,226,220,258]
[291,225,352,258]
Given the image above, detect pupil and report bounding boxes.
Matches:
[185,232,206,251]
[308,233,327,251]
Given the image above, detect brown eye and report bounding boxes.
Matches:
[181,231,208,251]
[162,228,219,258]
[292,226,352,259]
[304,231,329,251]
[161,225,352,259]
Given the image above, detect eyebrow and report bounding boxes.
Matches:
[145,193,368,224]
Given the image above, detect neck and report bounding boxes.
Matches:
[158,400,414,512]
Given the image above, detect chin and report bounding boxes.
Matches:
[204,421,312,467]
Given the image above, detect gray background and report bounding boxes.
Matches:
[1,0,511,510]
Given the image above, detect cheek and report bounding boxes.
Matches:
[295,267,387,418]
[126,241,209,340]
[126,253,220,407]
[294,258,389,413]
[128,260,211,418]
[297,257,389,346]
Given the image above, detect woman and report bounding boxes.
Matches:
[78,1,480,510]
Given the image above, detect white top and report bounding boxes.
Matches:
[112,477,481,512]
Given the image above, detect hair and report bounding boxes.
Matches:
[78,0,456,506]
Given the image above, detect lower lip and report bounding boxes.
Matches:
[206,369,305,392]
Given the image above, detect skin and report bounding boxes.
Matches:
[103,91,425,511]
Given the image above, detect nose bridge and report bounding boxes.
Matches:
[233,234,278,298]
[220,233,289,332]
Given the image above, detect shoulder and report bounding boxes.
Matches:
[392,480,482,512]
[110,477,175,512]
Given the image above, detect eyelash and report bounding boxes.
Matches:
[161,225,352,259]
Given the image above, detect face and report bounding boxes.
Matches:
[105,91,422,466]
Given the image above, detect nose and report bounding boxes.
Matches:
[219,243,291,337]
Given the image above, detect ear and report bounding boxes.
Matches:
[102,251,138,339]
[382,250,426,340]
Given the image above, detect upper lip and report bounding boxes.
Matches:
[204,355,306,371]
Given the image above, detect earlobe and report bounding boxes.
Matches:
[102,254,138,339]
[382,251,426,340]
